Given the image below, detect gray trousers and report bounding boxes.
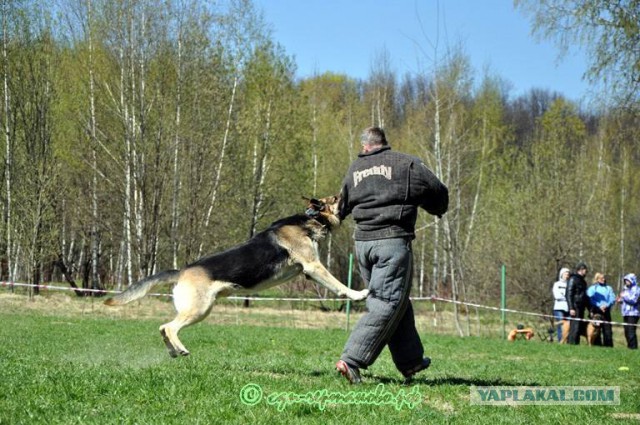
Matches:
[341,237,424,373]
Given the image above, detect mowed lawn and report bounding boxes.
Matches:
[0,295,639,424]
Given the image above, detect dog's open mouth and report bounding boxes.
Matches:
[304,198,325,217]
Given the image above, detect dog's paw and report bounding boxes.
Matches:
[349,289,369,301]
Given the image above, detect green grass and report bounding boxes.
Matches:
[0,297,639,424]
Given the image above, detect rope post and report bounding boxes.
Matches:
[501,264,507,340]
[346,253,353,332]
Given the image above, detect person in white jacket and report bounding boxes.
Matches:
[552,267,570,342]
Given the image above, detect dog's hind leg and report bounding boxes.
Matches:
[159,277,219,357]
[160,308,211,357]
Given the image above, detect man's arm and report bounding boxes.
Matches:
[410,160,449,217]
[338,184,351,221]
[566,277,576,312]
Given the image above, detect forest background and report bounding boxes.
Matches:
[1,0,639,332]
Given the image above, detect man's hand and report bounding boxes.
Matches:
[569,309,576,317]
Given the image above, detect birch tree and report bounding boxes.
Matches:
[197,0,269,257]
[1,0,13,282]
[10,13,59,294]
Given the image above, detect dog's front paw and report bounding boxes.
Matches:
[349,289,369,301]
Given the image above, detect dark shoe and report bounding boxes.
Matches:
[402,357,431,384]
[336,360,362,384]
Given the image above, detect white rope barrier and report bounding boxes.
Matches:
[1,280,637,327]
[417,295,636,327]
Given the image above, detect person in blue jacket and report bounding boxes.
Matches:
[617,273,639,349]
[587,272,616,347]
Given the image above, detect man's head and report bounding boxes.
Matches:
[575,262,588,276]
[360,127,388,152]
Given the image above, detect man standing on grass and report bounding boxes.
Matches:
[566,262,589,345]
[335,127,448,384]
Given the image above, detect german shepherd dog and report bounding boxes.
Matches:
[586,312,603,346]
[560,312,603,345]
[105,195,368,357]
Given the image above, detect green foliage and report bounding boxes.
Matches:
[1,0,639,313]
[515,0,640,104]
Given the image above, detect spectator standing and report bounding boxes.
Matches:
[566,262,589,345]
[618,273,639,349]
[552,267,570,343]
[587,272,616,347]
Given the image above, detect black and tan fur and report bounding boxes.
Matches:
[105,195,368,357]
[560,312,603,345]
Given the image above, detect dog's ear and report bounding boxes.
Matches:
[322,195,335,204]
[302,196,322,206]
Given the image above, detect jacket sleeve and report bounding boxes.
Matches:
[607,287,616,308]
[410,160,449,217]
[586,285,595,300]
[566,277,576,311]
[338,183,351,221]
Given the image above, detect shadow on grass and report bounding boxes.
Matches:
[398,376,542,387]
[303,369,540,387]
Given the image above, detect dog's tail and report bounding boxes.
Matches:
[104,269,180,306]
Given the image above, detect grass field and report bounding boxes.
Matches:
[1,292,639,424]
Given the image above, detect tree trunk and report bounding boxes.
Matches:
[199,75,238,257]
[87,0,101,292]
[619,147,627,288]
[2,2,12,283]
[170,14,183,269]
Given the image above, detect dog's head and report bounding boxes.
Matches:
[590,312,603,328]
[303,195,341,228]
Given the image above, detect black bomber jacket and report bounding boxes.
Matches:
[339,146,449,241]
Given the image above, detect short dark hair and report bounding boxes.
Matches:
[360,127,388,146]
